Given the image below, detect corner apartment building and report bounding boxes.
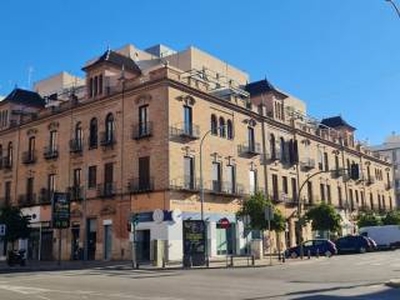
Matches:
[0,43,394,261]
[371,133,400,207]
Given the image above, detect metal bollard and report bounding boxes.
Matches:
[316,248,319,258]
[230,256,234,267]
[307,250,311,260]
[282,252,285,263]
[251,255,255,266]
[206,256,210,268]
[162,258,166,269]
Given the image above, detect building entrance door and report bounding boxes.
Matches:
[136,230,150,262]
[216,224,236,255]
[103,224,112,260]
[71,226,80,260]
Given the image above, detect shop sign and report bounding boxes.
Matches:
[51,192,70,229]
[218,217,230,229]
[183,220,206,267]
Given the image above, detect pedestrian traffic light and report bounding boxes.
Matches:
[350,163,360,180]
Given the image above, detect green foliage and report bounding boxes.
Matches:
[237,191,285,232]
[357,211,382,227]
[382,210,400,225]
[0,206,31,245]
[304,203,341,233]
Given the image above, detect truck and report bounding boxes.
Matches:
[359,225,400,250]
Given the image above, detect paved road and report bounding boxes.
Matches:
[1,251,400,299]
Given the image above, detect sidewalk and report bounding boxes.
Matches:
[0,254,313,274]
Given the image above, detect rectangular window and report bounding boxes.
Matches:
[73,168,81,187]
[184,156,195,190]
[89,78,93,98]
[326,184,331,204]
[225,165,236,193]
[212,162,221,192]
[139,105,149,136]
[291,178,297,203]
[48,174,56,195]
[139,157,150,189]
[272,174,278,201]
[248,127,255,151]
[249,170,257,195]
[99,74,103,95]
[320,183,325,202]
[27,177,34,203]
[282,176,288,195]
[104,163,114,195]
[307,182,313,204]
[5,181,11,205]
[29,136,35,154]
[355,190,359,206]
[360,191,365,207]
[335,155,339,171]
[94,76,98,96]
[88,166,97,189]
[349,189,354,210]
[324,152,329,171]
[370,193,374,210]
[338,186,342,208]
[50,130,57,151]
[183,106,193,135]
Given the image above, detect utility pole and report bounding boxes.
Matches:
[386,0,400,18]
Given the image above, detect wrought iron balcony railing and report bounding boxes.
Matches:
[169,123,200,141]
[43,146,59,160]
[132,122,153,139]
[128,177,155,194]
[22,151,37,164]
[97,182,116,198]
[238,142,261,157]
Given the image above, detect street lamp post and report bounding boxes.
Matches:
[386,0,400,18]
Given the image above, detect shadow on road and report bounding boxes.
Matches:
[242,282,398,300]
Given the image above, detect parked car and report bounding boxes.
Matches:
[335,235,370,254]
[285,239,337,258]
[366,237,378,251]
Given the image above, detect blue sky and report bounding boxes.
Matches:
[1,0,399,145]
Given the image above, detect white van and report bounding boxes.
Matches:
[359,225,400,250]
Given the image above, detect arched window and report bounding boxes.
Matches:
[89,118,98,149]
[280,137,286,162]
[219,117,226,138]
[105,113,115,142]
[270,134,276,160]
[211,114,218,135]
[227,120,233,140]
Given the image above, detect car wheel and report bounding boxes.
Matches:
[359,247,366,254]
[291,252,298,259]
[325,250,332,257]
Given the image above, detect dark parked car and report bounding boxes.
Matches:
[335,235,370,254]
[285,239,337,258]
[366,237,378,251]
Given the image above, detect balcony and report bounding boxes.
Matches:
[300,158,315,171]
[170,176,199,192]
[0,197,11,206]
[331,169,342,179]
[22,151,37,164]
[1,157,12,170]
[69,186,83,201]
[69,139,83,154]
[99,132,116,149]
[206,180,244,196]
[169,123,200,141]
[366,176,375,186]
[97,182,116,198]
[43,146,59,160]
[18,194,37,207]
[132,122,153,140]
[238,142,261,157]
[128,177,154,194]
[38,188,52,204]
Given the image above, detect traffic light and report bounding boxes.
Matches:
[350,163,360,180]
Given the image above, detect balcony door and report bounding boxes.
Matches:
[212,162,221,192]
[184,156,195,189]
[139,157,150,190]
[139,105,149,136]
[104,163,113,194]
[183,106,192,135]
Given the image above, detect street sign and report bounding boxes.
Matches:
[264,206,274,222]
[218,217,230,229]
[0,224,6,236]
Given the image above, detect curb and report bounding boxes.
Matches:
[385,279,400,288]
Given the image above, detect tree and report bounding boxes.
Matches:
[236,191,284,232]
[357,211,382,228]
[304,203,341,234]
[0,206,31,249]
[382,210,400,225]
